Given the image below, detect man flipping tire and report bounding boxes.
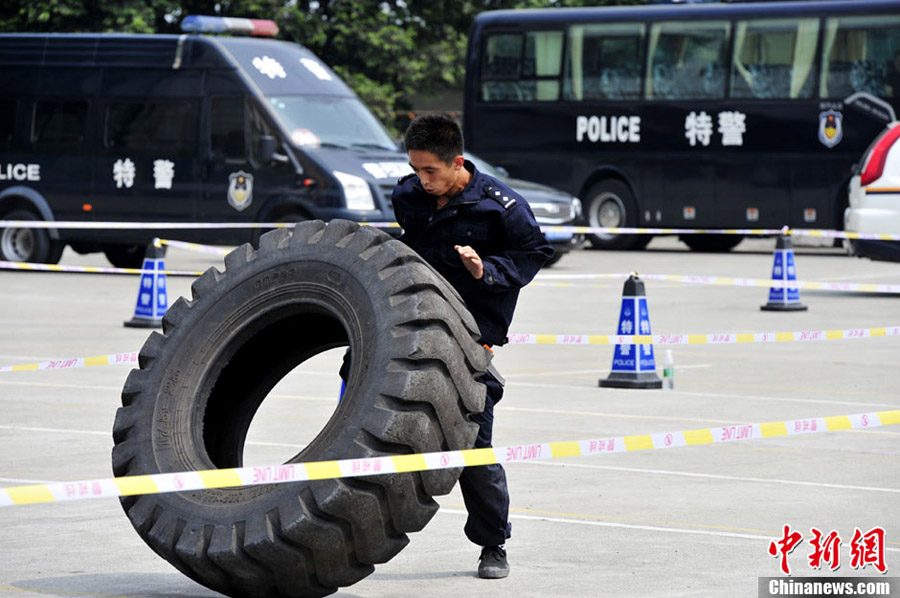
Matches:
[393,115,554,578]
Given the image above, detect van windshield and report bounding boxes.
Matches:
[267,95,398,151]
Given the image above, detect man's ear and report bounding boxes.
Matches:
[453,155,466,169]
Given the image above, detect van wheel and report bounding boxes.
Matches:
[0,208,61,264]
[103,243,145,269]
[583,180,650,250]
[679,234,743,252]
[111,219,489,598]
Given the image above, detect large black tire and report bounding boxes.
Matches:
[0,208,63,264]
[583,180,651,250]
[111,219,489,598]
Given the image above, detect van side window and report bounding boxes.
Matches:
[106,101,198,156]
[647,21,730,100]
[481,30,564,102]
[32,100,88,144]
[248,100,283,165]
[0,100,14,145]
[565,23,645,101]
[210,97,247,164]
[731,18,819,100]
[820,15,900,100]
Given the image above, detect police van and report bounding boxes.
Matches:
[0,16,411,267]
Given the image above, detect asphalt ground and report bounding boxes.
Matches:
[1,234,899,598]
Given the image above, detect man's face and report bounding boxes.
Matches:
[408,149,462,197]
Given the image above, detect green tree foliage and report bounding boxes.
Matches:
[0,0,648,130]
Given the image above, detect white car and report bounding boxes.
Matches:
[845,121,900,261]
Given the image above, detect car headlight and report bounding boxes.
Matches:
[530,202,561,217]
[572,198,583,219]
[334,171,375,211]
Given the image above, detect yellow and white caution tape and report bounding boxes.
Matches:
[4,220,898,240]
[538,225,900,241]
[541,225,786,236]
[791,228,900,242]
[0,260,203,276]
[13,262,892,294]
[0,220,399,230]
[541,225,900,241]
[507,326,900,346]
[643,273,900,293]
[534,273,900,294]
[159,239,230,256]
[2,409,897,507]
[0,220,288,230]
[3,325,897,373]
[0,352,138,372]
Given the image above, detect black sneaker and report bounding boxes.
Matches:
[478,545,509,579]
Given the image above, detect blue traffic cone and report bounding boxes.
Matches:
[761,234,807,311]
[124,238,168,328]
[599,274,663,389]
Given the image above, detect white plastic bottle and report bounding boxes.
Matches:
[662,350,674,390]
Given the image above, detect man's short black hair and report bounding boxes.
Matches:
[404,114,463,164]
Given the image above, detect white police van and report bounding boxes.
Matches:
[0,16,411,266]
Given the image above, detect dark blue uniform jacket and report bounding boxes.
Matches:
[391,161,554,346]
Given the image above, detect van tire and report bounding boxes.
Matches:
[111,219,489,598]
[583,180,650,250]
[0,208,62,264]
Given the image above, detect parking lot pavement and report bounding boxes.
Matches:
[1,235,898,598]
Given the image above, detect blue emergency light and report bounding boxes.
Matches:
[181,15,279,37]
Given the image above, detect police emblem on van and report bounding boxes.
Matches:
[228,171,253,211]
[818,110,843,148]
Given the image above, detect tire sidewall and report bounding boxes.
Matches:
[133,236,394,517]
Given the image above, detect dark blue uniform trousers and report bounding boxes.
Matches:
[459,371,512,547]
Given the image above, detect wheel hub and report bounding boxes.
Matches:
[1,227,33,261]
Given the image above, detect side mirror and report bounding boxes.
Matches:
[258,135,289,164]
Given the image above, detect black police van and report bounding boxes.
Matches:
[0,16,411,267]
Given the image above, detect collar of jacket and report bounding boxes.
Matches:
[414,160,485,207]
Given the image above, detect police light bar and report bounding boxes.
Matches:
[181,16,279,37]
